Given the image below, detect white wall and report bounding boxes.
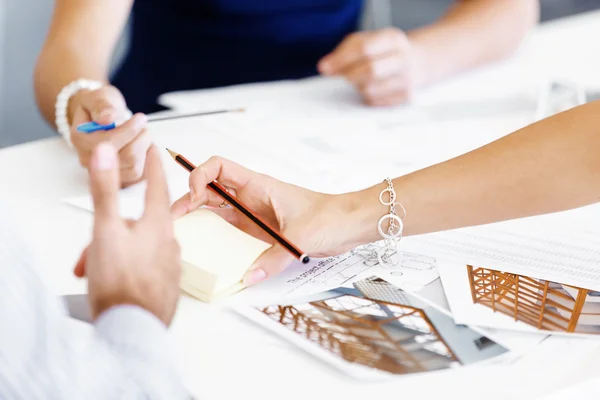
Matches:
[0,0,130,148]
[0,0,54,148]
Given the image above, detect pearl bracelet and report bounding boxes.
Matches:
[354,178,406,267]
[55,79,103,148]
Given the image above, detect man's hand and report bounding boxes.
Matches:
[77,142,181,327]
[69,85,151,187]
[318,28,424,106]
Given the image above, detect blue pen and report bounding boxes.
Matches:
[76,109,132,133]
[76,108,245,133]
[76,121,118,133]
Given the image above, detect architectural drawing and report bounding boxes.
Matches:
[260,276,506,376]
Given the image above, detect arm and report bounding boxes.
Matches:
[34,0,132,127]
[408,0,540,86]
[0,209,189,399]
[318,0,539,106]
[172,100,600,282]
[347,100,600,241]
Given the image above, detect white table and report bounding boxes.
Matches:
[3,10,600,399]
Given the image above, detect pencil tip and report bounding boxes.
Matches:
[165,148,177,158]
[235,107,246,112]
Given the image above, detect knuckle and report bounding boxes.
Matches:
[389,29,407,47]
[207,155,223,165]
[120,166,143,184]
[364,62,378,80]
[358,40,372,57]
[78,154,89,168]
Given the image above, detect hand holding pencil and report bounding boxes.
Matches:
[169,155,356,286]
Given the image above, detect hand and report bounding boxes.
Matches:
[318,28,424,106]
[69,85,151,187]
[170,157,368,286]
[75,142,181,326]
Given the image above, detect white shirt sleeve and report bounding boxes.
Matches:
[0,205,192,400]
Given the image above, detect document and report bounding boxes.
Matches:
[231,249,440,306]
[538,376,600,399]
[402,204,600,292]
[61,118,318,217]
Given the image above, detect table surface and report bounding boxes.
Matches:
[3,10,600,399]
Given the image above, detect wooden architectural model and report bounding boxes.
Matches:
[467,265,600,333]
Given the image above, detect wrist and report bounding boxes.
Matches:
[338,177,415,247]
[405,37,432,89]
[55,79,103,147]
[67,90,91,123]
[335,183,389,246]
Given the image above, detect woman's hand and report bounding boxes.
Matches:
[68,85,151,187]
[170,157,372,285]
[318,28,424,106]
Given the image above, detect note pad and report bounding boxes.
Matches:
[174,209,271,302]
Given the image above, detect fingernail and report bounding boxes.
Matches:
[243,269,267,286]
[92,142,117,171]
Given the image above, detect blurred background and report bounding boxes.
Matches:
[1,0,599,149]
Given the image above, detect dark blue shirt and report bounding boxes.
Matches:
[111,0,363,113]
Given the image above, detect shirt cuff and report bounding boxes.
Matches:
[94,305,171,359]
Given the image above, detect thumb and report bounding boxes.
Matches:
[243,245,295,286]
[79,88,123,125]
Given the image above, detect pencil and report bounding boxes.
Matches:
[166,148,310,264]
[148,107,245,122]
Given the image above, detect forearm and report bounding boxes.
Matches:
[34,44,109,128]
[407,0,539,86]
[345,100,600,243]
[34,0,132,128]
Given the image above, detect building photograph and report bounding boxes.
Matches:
[259,276,508,376]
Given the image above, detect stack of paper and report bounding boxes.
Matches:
[174,209,270,302]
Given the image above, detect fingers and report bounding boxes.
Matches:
[368,90,412,107]
[361,76,412,106]
[89,142,122,227]
[318,29,407,75]
[243,245,295,286]
[170,186,235,218]
[142,145,171,221]
[188,156,256,207]
[170,192,195,219]
[108,113,148,150]
[318,32,369,74]
[119,128,152,185]
[78,86,128,125]
[345,53,407,87]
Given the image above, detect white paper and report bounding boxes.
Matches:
[63,181,149,220]
[538,376,600,399]
[61,118,317,218]
[403,204,600,292]
[230,250,440,306]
